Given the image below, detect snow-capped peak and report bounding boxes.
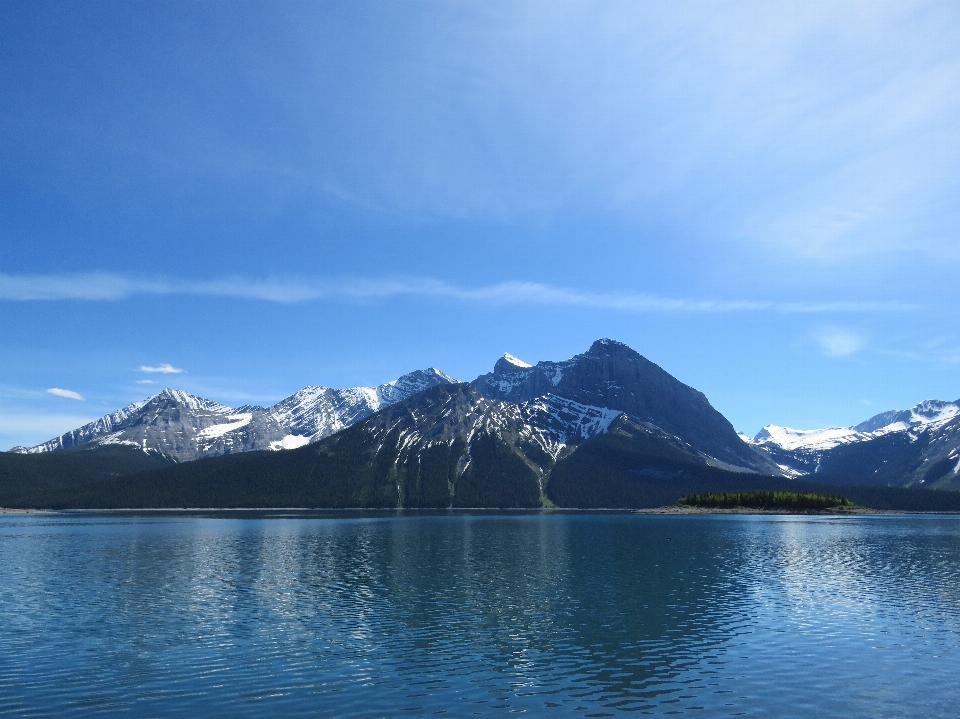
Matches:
[153,388,233,414]
[376,368,459,405]
[752,425,861,451]
[12,368,459,459]
[502,353,532,369]
[909,399,959,425]
[754,399,960,453]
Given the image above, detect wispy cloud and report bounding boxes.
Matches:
[814,329,866,358]
[139,363,184,374]
[0,273,919,314]
[135,379,157,384]
[0,413,101,450]
[46,387,85,401]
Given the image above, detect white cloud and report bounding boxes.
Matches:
[0,272,919,314]
[139,363,184,374]
[135,379,157,384]
[46,387,85,401]
[815,329,865,358]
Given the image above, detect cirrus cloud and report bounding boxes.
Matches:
[46,388,85,401]
[0,273,921,314]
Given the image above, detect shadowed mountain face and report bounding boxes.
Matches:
[303,383,772,509]
[473,339,776,473]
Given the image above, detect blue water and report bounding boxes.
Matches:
[1,511,959,717]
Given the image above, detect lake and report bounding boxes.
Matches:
[1,511,958,717]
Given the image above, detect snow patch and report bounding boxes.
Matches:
[95,431,144,449]
[754,425,861,451]
[502,353,532,368]
[518,394,621,446]
[197,413,253,439]
[269,434,312,451]
[776,463,805,479]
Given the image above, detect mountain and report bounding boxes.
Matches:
[22,383,783,510]
[472,339,778,474]
[750,399,960,488]
[9,369,457,462]
[7,339,960,510]
[22,384,960,511]
[4,340,791,509]
[10,341,772,477]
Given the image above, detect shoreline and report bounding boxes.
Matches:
[635,505,893,515]
[0,505,910,515]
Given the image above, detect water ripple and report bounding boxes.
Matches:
[1,512,960,717]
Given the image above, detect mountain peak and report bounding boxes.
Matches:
[587,338,633,356]
[493,354,534,376]
[912,399,957,417]
[152,389,232,413]
[472,338,776,473]
[502,353,532,368]
[394,367,459,384]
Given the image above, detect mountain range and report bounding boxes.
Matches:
[3,338,960,508]
[10,369,457,461]
[748,399,960,489]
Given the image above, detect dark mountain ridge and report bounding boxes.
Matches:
[473,339,776,473]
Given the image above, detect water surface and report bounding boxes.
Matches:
[1,511,958,717]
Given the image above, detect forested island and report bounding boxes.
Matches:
[678,490,854,510]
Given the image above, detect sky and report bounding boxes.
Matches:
[2,0,960,449]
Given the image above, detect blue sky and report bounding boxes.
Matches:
[2,0,960,449]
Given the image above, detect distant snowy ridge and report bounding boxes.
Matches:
[748,398,960,486]
[10,369,459,461]
[13,389,231,455]
[752,425,863,452]
[266,368,459,444]
[752,399,960,452]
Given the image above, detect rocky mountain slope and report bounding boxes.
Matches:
[9,369,457,462]
[750,399,960,488]
[473,339,778,474]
